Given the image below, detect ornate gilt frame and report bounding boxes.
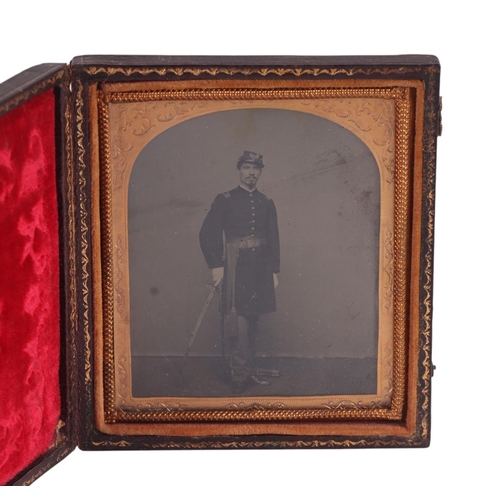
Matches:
[70,56,439,447]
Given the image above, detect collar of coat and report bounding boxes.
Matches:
[238,184,257,193]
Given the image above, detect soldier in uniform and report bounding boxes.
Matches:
[199,151,280,391]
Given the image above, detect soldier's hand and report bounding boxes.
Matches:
[273,273,279,289]
[212,267,224,286]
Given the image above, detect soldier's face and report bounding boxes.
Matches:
[238,162,262,188]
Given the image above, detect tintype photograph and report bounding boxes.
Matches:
[96,83,401,416]
[129,112,382,397]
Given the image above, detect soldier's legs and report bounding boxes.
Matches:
[229,315,259,386]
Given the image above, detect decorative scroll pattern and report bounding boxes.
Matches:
[89,436,426,450]
[84,65,424,78]
[381,340,394,400]
[419,67,440,441]
[62,74,80,459]
[145,436,426,449]
[102,89,397,191]
[116,356,128,407]
[383,230,395,310]
[300,98,395,182]
[20,447,72,486]
[110,133,132,190]
[110,101,207,188]
[91,440,132,448]
[75,81,92,389]
[114,237,127,319]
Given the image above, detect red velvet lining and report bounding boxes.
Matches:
[0,90,61,485]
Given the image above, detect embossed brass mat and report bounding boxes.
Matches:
[91,79,422,428]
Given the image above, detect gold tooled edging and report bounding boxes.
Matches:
[0,69,66,116]
[61,69,81,459]
[95,85,411,424]
[392,89,412,418]
[101,87,406,103]
[84,66,422,78]
[65,74,78,402]
[147,436,425,448]
[419,67,440,440]
[97,94,116,423]
[19,447,72,486]
[75,80,92,396]
[89,436,425,449]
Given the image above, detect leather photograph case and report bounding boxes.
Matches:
[0,55,440,485]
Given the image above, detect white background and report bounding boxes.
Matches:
[1,1,498,496]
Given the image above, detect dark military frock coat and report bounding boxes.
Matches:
[200,186,280,316]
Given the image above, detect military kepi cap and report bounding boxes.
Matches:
[237,150,265,168]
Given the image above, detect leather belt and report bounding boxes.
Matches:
[228,237,268,249]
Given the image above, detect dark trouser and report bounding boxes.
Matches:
[229,315,259,382]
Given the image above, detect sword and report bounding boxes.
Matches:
[180,283,219,374]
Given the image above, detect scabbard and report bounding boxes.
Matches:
[224,241,240,314]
